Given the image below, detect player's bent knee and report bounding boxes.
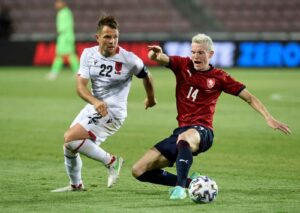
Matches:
[64,142,74,153]
[131,164,140,178]
[131,164,144,178]
[63,144,78,158]
[64,130,76,143]
[177,129,199,144]
[177,134,188,143]
[64,132,71,143]
[177,134,194,146]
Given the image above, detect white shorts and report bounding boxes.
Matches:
[71,104,124,145]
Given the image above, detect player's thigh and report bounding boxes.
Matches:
[70,104,123,145]
[64,123,90,143]
[132,148,170,177]
[178,126,214,154]
[177,128,201,152]
[64,105,91,142]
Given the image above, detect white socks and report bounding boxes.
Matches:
[65,139,112,165]
[64,139,114,185]
[64,146,82,186]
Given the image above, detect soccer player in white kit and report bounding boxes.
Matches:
[52,15,157,192]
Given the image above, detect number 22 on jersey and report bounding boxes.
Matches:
[99,64,113,77]
[187,86,199,101]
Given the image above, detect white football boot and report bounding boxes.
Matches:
[107,156,124,188]
[51,183,85,192]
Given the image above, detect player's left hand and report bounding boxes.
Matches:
[144,97,157,109]
[267,118,291,135]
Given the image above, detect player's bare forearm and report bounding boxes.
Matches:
[76,76,108,116]
[250,97,291,134]
[143,73,157,109]
[76,76,96,104]
[143,73,155,99]
[148,45,169,66]
[239,89,291,134]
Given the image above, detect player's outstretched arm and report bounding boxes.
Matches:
[148,45,169,66]
[143,71,157,109]
[238,89,291,135]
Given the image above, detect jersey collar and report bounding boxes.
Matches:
[189,60,214,73]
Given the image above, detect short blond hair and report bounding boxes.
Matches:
[192,33,214,51]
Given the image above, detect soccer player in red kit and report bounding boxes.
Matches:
[132,33,291,200]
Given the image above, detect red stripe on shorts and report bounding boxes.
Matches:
[88,131,97,142]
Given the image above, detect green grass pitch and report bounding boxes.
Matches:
[0,67,299,212]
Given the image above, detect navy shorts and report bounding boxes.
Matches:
[154,125,214,167]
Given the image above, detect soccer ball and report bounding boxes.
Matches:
[188,175,218,203]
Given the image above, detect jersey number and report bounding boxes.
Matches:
[187,86,199,102]
[99,64,112,77]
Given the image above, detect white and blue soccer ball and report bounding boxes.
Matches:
[188,175,218,203]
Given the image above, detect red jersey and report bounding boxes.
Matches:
[167,56,245,129]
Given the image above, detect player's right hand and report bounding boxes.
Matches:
[147,45,162,60]
[267,117,292,135]
[144,97,157,110]
[94,101,108,116]
[148,45,162,53]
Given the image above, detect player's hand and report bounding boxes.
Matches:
[148,45,162,53]
[144,97,157,110]
[93,100,108,116]
[148,45,162,60]
[267,118,291,135]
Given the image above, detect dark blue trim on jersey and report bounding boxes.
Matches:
[235,85,246,96]
[136,66,148,78]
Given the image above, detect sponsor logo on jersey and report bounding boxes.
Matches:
[207,78,215,89]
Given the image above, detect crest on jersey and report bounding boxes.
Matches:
[207,78,215,89]
[115,62,123,75]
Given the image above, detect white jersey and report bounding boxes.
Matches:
[78,46,145,120]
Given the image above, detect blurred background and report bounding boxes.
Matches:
[0,0,300,68]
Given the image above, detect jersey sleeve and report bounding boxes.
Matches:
[222,72,246,96]
[132,54,148,78]
[77,49,90,79]
[166,56,189,74]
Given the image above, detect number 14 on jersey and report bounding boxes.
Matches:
[187,86,199,102]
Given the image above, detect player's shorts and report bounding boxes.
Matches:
[154,125,214,167]
[70,104,124,145]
